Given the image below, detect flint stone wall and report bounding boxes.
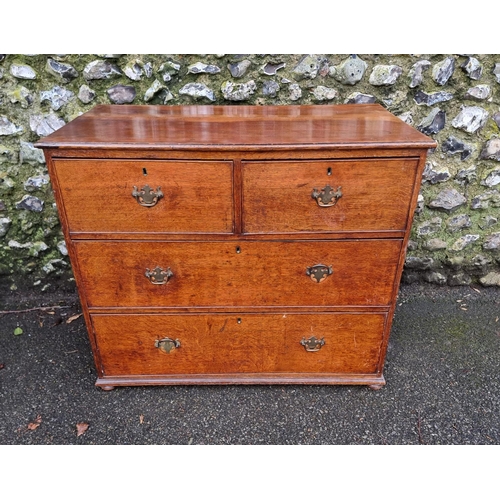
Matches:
[1,54,500,292]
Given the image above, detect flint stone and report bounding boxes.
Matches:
[10,63,36,80]
[480,216,498,229]
[465,85,491,101]
[432,57,455,85]
[42,259,67,275]
[405,256,434,270]
[8,240,32,250]
[451,234,480,251]
[417,217,442,236]
[494,112,500,128]
[447,214,472,232]
[424,271,447,285]
[397,112,413,125]
[20,141,44,164]
[0,217,11,237]
[8,86,34,108]
[187,62,221,75]
[423,238,448,252]
[260,62,285,76]
[345,92,376,104]
[288,83,302,101]
[262,80,280,97]
[0,200,5,211]
[482,169,500,187]
[417,108,445,135]
[483,232,500,251]
[455,165,477,184]
[45,58,78,82]
[480,272,500,286]
[124,62,143,81]
[160,61,181,82]
[144,80,164,102]
[221,80,256,101]
[107,85,136,104]
[471,190,500,209]
[461,57,482,80]
[448,273,472,286]
[452,106,488,133]
[29,113,65,137]
[479,138,500,161]
[414,90,453,106]
[493,63,500,84]
[84,60,121,80]
[29,241,49,257]
[57,240,68,256]
[24,175,49,191]
[311,86,337,101]
[422,162,450,184]
[330,55,367,85]
[78,84,96,104]
[228,60,251,78]
[0,116,23,135]
[41,86,74,110]
[409,60,431,88]
[428,188,466,212]
[292,55,322,80]
[441,136,473,160]
[179,83,215,102]
[369,65,402,86]
[15,195,44,212]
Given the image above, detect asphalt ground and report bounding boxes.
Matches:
[1,281,499,447]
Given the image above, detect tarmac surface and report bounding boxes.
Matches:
[1,282,499,445]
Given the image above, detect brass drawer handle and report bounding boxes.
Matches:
[155,337,181,354]
[311,184,342,207]
[145,266,173,285]
[306,264,333,283]
[132,184,163,207]
[300,336,325,352]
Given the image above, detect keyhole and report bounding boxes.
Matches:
[143,168,148,175]
[327,167,332,176]
[237,318,242,324]
[236,246,241,254]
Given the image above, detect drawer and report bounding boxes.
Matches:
[74,239,402,308]
[91,312,387,376]
[52,159,233,234]
[242,158,419,233]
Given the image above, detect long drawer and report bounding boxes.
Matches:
[91,312,387,376]
[74,239,402,308]
[242,158,419,233]
[53,159,234,234]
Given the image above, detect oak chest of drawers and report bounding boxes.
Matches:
[36,104,435,390]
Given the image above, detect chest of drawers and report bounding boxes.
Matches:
[36,104,435,390]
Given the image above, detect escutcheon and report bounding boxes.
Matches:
[132,184,164,207]
[155,337,181,354]
[306,264,333,283]
[311,184,342,207]
[145,266,174,285]
[300,336,325,352]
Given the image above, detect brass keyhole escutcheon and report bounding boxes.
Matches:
[306,264,333,283]
[132,184,163,207]
[311,184,342,207]
[155,338,181,354]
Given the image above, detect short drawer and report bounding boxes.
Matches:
[242,158,419,233]
[91,312,387,376]
[74,239,402,308]
[53,159,233,234]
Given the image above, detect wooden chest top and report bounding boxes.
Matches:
[35,104,436,151]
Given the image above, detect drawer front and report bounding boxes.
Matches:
[92,313,386,376]
[242,158,419,233]
[53,159,233,234]
[74,240,402,308]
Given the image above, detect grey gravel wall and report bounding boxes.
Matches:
[1,54,500,292]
